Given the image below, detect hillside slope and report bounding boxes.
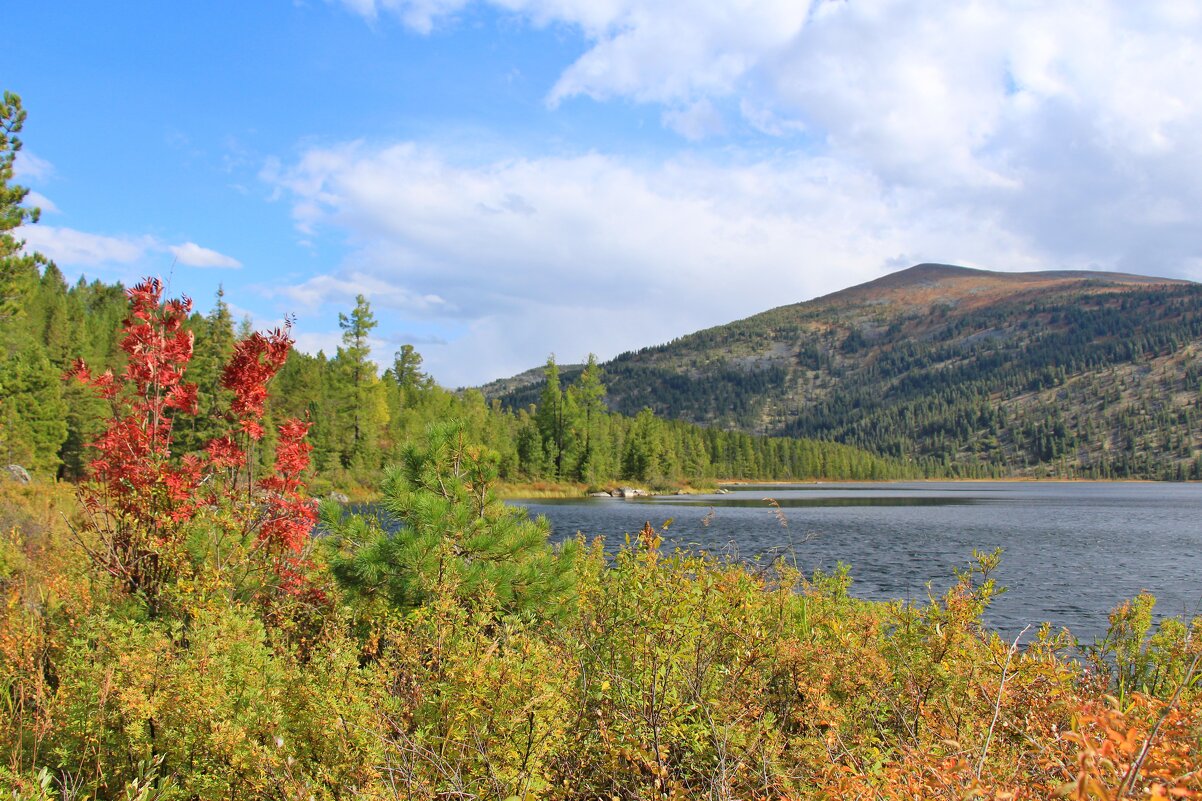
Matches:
[487,264,1202,478]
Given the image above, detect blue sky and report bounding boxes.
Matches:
[6,1,1202,386]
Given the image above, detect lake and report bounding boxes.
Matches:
[509,481,1202,642]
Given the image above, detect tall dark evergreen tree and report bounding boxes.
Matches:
[568,353,607,482]
[536,355,573,478]
[332,294,386,470]
[0,92,67,476]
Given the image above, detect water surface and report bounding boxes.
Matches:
[511,482,1202,642]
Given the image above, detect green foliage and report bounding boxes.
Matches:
[0,91,43,324]
[174,287,236,456]
[1,240,909,488]
[0,343,67,476]
[1090,591,1202,702]
[3,475,1202,799]
[331,294,388,472]
[325,420,580,619]
[494,266,1202,479]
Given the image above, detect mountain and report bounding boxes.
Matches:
[486,264,1202,479]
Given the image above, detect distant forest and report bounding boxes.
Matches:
[0,268,913,490]
[494,279,1202,481]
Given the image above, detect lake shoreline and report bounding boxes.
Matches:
[510,480,1202,642]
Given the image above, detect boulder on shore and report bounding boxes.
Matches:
[5,464,31,484]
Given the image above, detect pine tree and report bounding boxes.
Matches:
[0,91,67,475]
[323,420,580,618]
[0,91,43,323]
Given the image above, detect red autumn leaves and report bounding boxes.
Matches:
[70,278,316,579]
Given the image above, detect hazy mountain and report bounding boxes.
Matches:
[486,264,1202,478]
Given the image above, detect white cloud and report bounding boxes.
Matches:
[12,150,53,181]
[331,0,470,32]
[335,0,812,101]
[16,225,244,272]
[17,225,152,266]
[168,241,242,269]
[292,330,348,360]
[265,141,1050,386]
[274,270,449,314]
[334,0,1202,196]
[313,0,1202,385]
[23,191,58,214]
[662,98,725,141]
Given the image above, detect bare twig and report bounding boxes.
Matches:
[1117,646,1201,798]
[976,623,1031,779]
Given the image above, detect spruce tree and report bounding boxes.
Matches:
[536,355,571,478]
[176,287,237,455]
[0,343,67,475]
[568,353,607,482]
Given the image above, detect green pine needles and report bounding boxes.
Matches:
[323,420,582,619]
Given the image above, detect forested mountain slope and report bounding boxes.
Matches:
[488,264,1202,478]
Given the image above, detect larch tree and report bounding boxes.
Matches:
[332,294,387,470]
[536,355,578,479]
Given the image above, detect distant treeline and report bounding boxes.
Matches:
[0,270,912,488]
[495,282,1202,481]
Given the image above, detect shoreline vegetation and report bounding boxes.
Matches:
[493,475,1178,502]
[1,95,1200,798]
[4,435,1201,799]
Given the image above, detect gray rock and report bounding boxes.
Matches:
[5,464,31,484]
[328,491,350,504]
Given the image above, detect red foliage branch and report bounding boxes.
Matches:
[68,278,317,611]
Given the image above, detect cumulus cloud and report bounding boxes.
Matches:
[335,0,1202,186]
[337,0,811,105]
[313,0,1202,385]
[265,142,1048,385]
[168,241,242,269]
[17,225,153,266]
[17,225,243,272]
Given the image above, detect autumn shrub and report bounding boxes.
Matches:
[65,279,319,621]
[4,280,1202,800]
[0,279,341,799]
